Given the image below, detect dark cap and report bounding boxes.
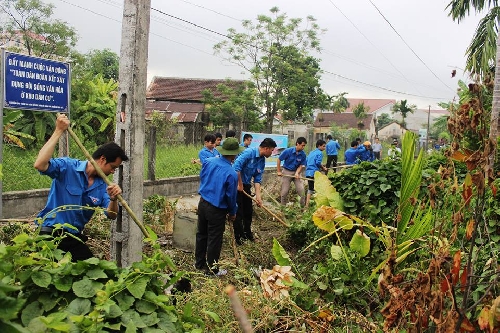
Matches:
[216,138,245,156]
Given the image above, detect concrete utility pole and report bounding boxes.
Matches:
[112,0,151,266]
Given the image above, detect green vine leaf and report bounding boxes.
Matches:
[127,276,148,299]
[53,276,72,292]
[31,271,51,288]
[72,277,97,298]
[67,298,92,316]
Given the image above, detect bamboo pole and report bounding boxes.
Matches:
[227,218,240,265]
[60,115,149,238]
[279,173,310,181]
[241,191,288,227]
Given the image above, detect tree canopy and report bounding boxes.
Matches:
[0,0,78,59]
[202,80,264,133]
[214,7,326,133]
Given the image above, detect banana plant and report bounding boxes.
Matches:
[3,110,35,149]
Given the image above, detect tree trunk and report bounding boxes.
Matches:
[489,21,500,170]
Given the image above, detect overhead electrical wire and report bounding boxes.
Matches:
[323,70,447,100]
[367,0,455,93]
[53,0,451,102]
[325,0,424,96]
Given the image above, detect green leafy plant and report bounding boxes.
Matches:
[329,159,401,225]
[0,227,201,332]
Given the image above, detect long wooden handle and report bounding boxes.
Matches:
[60,115,150,238]
[280,173,310,181]
[241,190,288,227]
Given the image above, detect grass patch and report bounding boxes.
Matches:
[3,143,202,191]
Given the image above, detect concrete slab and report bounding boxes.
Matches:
[171,194,200,212]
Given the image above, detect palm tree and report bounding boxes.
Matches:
[447,1,499,76]
[352,102,369,130]
[446,0,500,166]
[392,100,416,129]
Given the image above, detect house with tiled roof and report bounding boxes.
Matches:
[313,112,375,139]
[344,98,395,117]
[312,98,394,140]
[145,76,247,144]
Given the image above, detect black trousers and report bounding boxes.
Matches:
[233,184,253,241]
[326,155,338,171]
[195,198,227,272]
[40,227,93,262]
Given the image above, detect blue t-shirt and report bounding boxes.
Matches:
[198,147,220,163]
[278,147,307,171]
[326,140,341,156]
[359,146,374,162]
[305,148,324,178]
[199,157,238,215]
[344,147,361,165]
[36,157,111,233]
[233,147,265,185]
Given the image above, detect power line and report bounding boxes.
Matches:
[325,0,423,95]
[171,0,241,22]
[367,0,455,93]
[322,69,449,100]
[54,0,452,101]
[55,0,218,55]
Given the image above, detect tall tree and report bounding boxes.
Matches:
[0,0,79,146]
[392,100,416,128]
[0,0,78,59]
[214,7,324,133]
[202,80,263,132]
[377,113,392,129]
[73,49,120,81]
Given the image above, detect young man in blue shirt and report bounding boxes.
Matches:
[34,113,128,262]
[325,135,341,173]
[359,141,375,162]
[192,134,220,165]
[276,137,307,206]
[305,139,327,207]
[241,133,253,148]
[345,140,361,165]
[232,138,277,244]
[195,138,244,275]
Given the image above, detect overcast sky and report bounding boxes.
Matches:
[46,0,483,109]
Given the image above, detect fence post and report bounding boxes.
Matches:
[148,126,156,181]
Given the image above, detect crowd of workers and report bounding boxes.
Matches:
[34,115,400,277]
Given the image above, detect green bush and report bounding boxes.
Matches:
[0,230,202,332]
[329,159,401,226]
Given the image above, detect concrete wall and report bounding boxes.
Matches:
[2,169,276,219]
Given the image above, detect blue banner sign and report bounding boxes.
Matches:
[241,131,288,168]
[3,51,70,112]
